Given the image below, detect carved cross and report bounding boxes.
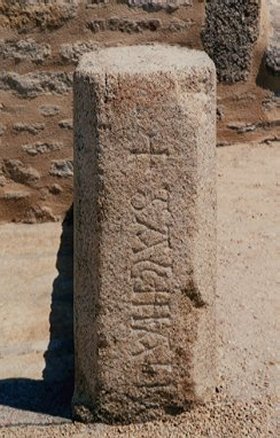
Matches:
[132,133,169,168]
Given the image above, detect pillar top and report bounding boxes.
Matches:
[77,44,215,76]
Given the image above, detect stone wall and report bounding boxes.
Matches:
[0,0,279,222]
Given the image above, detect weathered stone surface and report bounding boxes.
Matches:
[87,17,162,33]
[60,41,99,65]
[39,104,60,117]
[23,205,58,224]
[13,122,45,135]
[0,175,7,187]
[58,119,73,129]
[0,72,72,98]
[22,141,62,156]
[0,38,51,63]
[5,0,78,3]
[86,0,109,8]
[3,190,31,200]
[228,119,280,134]
[266,0,280,76]
[266,44,280,76]
[49,159,73,177]
[0,1,77,30]
[127,0,192,12]
[2,159,40,185]
[73,45,216,424]
[49,183,63,194]
[167,19,193,33]
[202,0,261,82]
[262,94,280,111]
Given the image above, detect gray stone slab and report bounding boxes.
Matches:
[73,44,217,424]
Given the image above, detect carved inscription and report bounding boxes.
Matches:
[130,187,173,387]
[130,133,169,168]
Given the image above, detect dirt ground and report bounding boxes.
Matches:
[0,142,279,436]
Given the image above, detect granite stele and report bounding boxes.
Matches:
[73,44,217,424]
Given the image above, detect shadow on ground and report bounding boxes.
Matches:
[0,206,74,420]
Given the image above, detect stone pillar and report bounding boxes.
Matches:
[73,44,216,424]
[202,0,261,82]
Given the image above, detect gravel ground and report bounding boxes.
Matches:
[0,396,276,437]
[0,142,279,437]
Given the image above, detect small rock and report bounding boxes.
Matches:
[60,42,99,65]
[22,141,62,156]
[39,105,60,117]
[13,122,45,135]
[1,3,77,32]
[58,119,73,130]
[0,175,7,186]
[2,159,40,185]
[4,190,30,200]
[49,183,63,195]
[23,206,58,224]
[49,159,73,178]
[39,188,49,201]
[167,19,192,32]
[87,19,106,33]
[227,122,257,133]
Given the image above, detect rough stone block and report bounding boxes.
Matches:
[0,72,72,98]
[22,141,62,156]
[39,104,60,116]
[86,0,109,7]
[2,159,40,185]
[13,122,45,135]
[0,38,51,63]
[73,45,216,424]
[202,0,260,82]
[0,1,77,31]
[266,0,280,76]
[49,159,73,177]
[127,0,192,12]
[60,42,99,65]
[87,17,162,33]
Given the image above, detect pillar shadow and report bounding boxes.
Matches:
[0,205,74,420]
